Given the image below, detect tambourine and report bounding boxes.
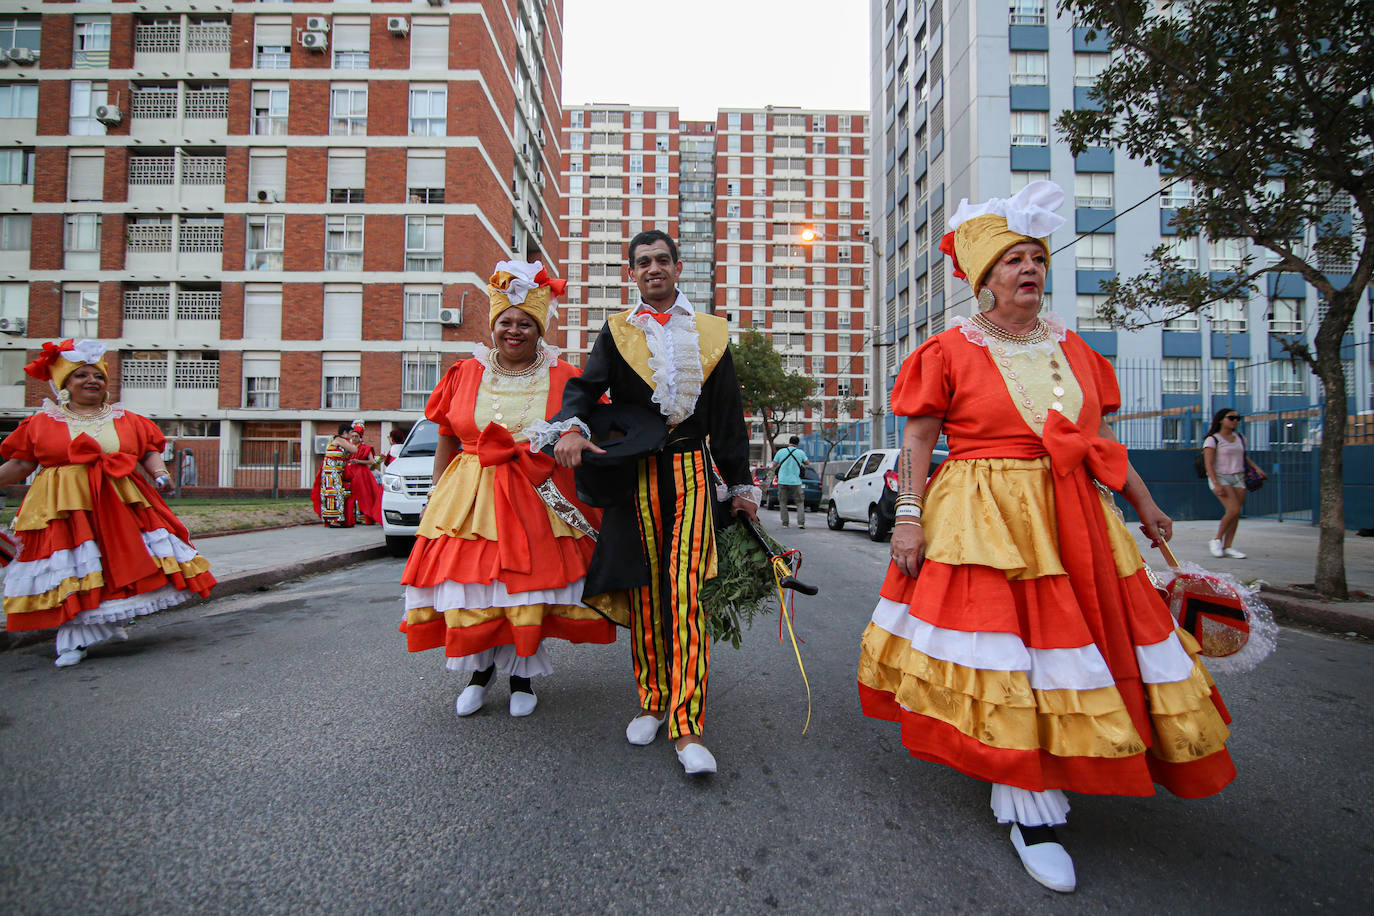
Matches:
[1154,541,1277,674]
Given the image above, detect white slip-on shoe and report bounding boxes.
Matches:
[1223,547,1247,559]
[454,683,487,717]
[1010,824,1076,893]
[54,648,86,668]
[1208,539,1225,558]
[509,691,537,717]
[676,742,717,775]
[625,713,667,746]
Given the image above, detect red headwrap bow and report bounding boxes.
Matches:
[938,232,967,282]
[24,339,76,381]
[532,266,568,298]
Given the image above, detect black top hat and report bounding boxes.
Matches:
[566,403,669,507]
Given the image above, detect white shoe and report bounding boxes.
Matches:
[625,713,667,746]
[55,648,86,668]
[509,691,537,717]
[1208,539,1225,558]
[454,683,487,717]
[1223,547,1247,559]
[676,742,717,775]
[1010,824,1076,893]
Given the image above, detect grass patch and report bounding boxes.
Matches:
[2,497,319,536]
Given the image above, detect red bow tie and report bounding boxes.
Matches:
[645,310,673,326]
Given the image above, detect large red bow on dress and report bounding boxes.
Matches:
[476,422,558,574]
[1041,411,1128,491]
[67,434,161,590]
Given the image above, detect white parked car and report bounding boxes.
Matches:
[380,419,438,557]
[826,446,949,541]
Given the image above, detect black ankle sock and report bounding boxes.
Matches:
[509,675,533,695]
[1017,824,1060,846]
[468,665,495,688]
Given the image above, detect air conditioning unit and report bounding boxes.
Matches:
[437,307,462,326]
[300,31,328,51]
[0,317,26,335]
[536,128,546,146]
[304,16,330,32]
[7,47,38,65]
[426,0,446,6]
[0,54,9,68]
[312,435,332,456]
[255,189,281,203]
[94,105,123,126]
[387,16,410,36]
[534,172,545,187]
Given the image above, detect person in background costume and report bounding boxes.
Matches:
[855,183,1236,892]
[0,340,216,667]
[536,229,758,776]
[312,422,359,527]
[400,261,614,718]
[343,421,383,525]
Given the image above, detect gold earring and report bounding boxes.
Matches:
[57,389,71,405]
[977,288,995,311]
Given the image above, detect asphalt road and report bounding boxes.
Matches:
[2,521,1372,914]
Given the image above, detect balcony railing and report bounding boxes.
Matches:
[124,289,172,319]
[127,222,174,252]
[121,359,169,389]
[179,222,223,253]
[131,88,178,120]
[181,156,225,185]
[129,156,176,186]
[135,23,180,54]
[175,360,219,390]
[184,89,228,120]
[177,290,221,319]
[187,22,231,54]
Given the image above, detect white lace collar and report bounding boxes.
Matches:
[42,398,126,421]
[472,339,561,375]
[953,311,1068,356]
[627,292,703,426]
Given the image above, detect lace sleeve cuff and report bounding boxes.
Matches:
[727,484,761,505]
[524,417,592,452]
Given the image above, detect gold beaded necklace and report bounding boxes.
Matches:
[60,403,115,439]
[971,311,1051,345]
[485,347,547,431]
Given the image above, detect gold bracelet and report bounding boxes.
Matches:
[893,518,923,527]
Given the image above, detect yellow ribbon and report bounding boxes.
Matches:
[770,554,812,734]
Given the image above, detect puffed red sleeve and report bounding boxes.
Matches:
[125,411,168,455]
[889,336,951,419]
[1087,345,1121,416]
[425,361,465,437]
[0,415,37,462]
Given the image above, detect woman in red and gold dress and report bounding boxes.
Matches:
[400,262,614,718]
[0,340,216,667]
[343,423,383,525]
[856,183,1236,892]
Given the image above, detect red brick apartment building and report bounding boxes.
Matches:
[0,0,563,487]
[558,104,869,449]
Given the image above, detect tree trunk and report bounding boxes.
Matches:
[1313,319,1349,599]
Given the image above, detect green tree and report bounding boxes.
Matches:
[732,329,816,453]
[1057,0,1373,598]
[816,396,859,488]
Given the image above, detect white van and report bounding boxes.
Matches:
[380,419,438,557]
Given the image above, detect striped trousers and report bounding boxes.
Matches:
[627,448,716,739]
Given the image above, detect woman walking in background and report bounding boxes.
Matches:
[1202,407,1266,559]
[0,339,216,667]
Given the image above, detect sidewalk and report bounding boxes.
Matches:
[1128,517,1374,637]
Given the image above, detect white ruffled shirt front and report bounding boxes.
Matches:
[627,292,704,427]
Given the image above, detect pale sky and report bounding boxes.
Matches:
[561,0,871,120]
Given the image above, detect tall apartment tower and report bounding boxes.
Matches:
[869,0,1366,449]
[559,104,869,454]
[0,1,564,486]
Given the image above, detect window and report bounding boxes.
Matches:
[69,80,107,135]
[243,286,282,339]
[62,286,99,337]
[0,17,42,54]
[1010,52,1048,86]
[1077,294,1112,331]
[0,83,37,118]
[1209,358,1249,396]
[254,18,291,69]
[327,149,365,203]
[404,215,443,271]
[243,353,281,408]
[1076,234,1114,269]
[66,151,104,202]
[64,213,101,268]
[322,286,362,340]
[1009,0,1047,26]
[408,85,447,136]
[1268,359,1306,396]
[322,354,361,409]
[1010,111,1048,146]
[1210,299,1248,333]
[330,85,367,136]
[406,151,445,204]
[1160,176,1194,209]
[655,176,669,195]
[569,133,584,151]
[73,16,111,68]
[1268,297,1304,334]
[1164,235,1199,270]
[1162,357,1201,394]
[411,16,449,69]
[402,353,441,409]
[331,18,369,70]
[1074,172,1113,208]
[246,214,284,270]
[251,85,288,136]
[629,153,643,173]
[1209,237,1247,270]
[403,287,442,340]
[249,150,287,202]
[1163,308,1201,331]
[0,214,29,250]
[1074,53,1109,87]
[570,110,583,128]
[325,215,364,271]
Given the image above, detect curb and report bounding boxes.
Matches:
[1,543,391,653]
[1260,590,1374,638]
